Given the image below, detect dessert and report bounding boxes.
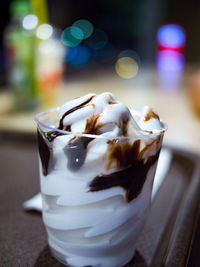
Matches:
[35,92,167,267]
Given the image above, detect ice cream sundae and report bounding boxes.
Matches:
[35,92,167,267]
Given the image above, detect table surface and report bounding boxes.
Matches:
[0,135,64,266]
[0,66,200,154]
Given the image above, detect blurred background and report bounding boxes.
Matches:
[0,0,200,152]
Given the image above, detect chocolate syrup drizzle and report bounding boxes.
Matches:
[37,95,95,175]
[58,95,95,129]
[64,137,94,171]
[37,130,50,176]
[144,108,160,121]
[37,95,161,202]
[89,140,160,202]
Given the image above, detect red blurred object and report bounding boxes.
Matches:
[38,71,62,93]
[156,23,186,74]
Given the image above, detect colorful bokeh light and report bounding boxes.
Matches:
[156,23,186,75]
[156,50,185,72]
[22,14,38,30]
[70,26,84,40]
[157,24,185,49]
[65,44,91,66]
[115,57,138,79]
[61,26,84,47]
[36,24,53,40]
[73,19,94,39]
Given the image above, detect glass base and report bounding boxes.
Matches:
[49,245,135,267]
[50,246,69,266]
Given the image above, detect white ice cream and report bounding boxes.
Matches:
[38,92,166,267]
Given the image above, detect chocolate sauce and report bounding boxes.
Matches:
[89,153,159,202]
[61,109,131,172]
[106,139,141,170]
[84,114,102,134]
[62,114,100,171]
[64,136,94,171]
[58,95,95,129]
[45,130,63,142]
[144,108,160,121]
[62,113,100,171]
[37,130,50,176]
[121,116,130,136]
[89,139,160,202]
[37,95,95,175]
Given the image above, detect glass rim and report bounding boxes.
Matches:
[34,107,168,140]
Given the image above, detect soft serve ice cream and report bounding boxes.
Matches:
[36,92,166,267]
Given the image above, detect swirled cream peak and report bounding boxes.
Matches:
[58,92,163,136]
[134,106,163,132]
[38,92,165,178]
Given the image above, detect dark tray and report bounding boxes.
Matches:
[0,131,200,267]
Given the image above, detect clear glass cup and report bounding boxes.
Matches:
[35,107,167,267]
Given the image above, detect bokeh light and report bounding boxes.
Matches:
[36,24,53,40]
[65,46,78,63]
[156,50,185,72]
[70,26,84,40]
[73,19,94,39]
[115,57,138,79]
[22,14,38,30]
[157,24,186,48]
[65,44,91,66]
[61,26,84,47]
[38,38,65,56]
[86,29,108,50]
[156,24,186,91]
